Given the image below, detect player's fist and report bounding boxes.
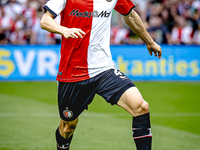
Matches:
[146,42,162,59]
[61,27,86,39]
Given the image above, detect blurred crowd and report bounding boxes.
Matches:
[0,0,60,45]
[111,0,200,45]
[0,0,200,45]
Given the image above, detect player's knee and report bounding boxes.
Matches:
[59,118,78,138]
[65,119,78,131]
[141,101,149,113]
[63,122,77,133]
[133,100,149,116]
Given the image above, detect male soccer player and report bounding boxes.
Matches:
[40,0,162,149]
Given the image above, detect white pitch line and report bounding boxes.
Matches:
[151,113,200,117]
[0,113,58,117]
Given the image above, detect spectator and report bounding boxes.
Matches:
[171,16,193,45]
[0,33,8,44]
[1,0,200,45]
[161,8,174,32]
[9,17,26,44]
[30,7,53,45]
[0,6,13,42]
[193,21,200,45]
[3,0,23,21]
[148,15,172,44]
[111,14,129,44]
[133,0,150,21]
[23,0,37,29]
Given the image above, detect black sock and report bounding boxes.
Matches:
[132,113,152,150]
[55,127,73,150]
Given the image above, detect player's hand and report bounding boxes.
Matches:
[146,42,162,59]
[61,27,86,39]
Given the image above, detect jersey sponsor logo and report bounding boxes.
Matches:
[63,109,73,118]
[69,9,111,18]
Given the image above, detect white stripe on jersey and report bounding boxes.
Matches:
[87,0,117,78]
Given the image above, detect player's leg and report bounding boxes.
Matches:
[117,87,149,117]
[56,118,78,150]
[96,69,152,150]
[117,87,152,150]
[56,80,98,149]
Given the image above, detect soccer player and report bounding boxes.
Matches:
[40,0,162,149]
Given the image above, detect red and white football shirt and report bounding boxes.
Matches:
[44,0,135,82]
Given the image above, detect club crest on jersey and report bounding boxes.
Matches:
[63,109,73,118]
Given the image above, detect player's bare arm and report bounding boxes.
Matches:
[40,10,85,39]
[123,10,162,59]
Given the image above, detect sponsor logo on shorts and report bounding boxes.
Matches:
[114,69,128,80]
[69,9,111,18]
[63,109,73,118]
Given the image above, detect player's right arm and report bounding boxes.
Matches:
[40,10,85,39]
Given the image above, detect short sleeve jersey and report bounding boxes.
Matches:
[44,0,135,82]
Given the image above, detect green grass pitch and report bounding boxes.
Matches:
[0,81,200,150]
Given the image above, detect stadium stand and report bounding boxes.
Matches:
[0,0,200,45]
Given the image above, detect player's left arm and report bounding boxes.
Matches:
[123,9,162,59]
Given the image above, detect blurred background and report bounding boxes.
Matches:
[0,0,200,150]
[0,0,200,45]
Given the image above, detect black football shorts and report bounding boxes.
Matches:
[57,69,135,121]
